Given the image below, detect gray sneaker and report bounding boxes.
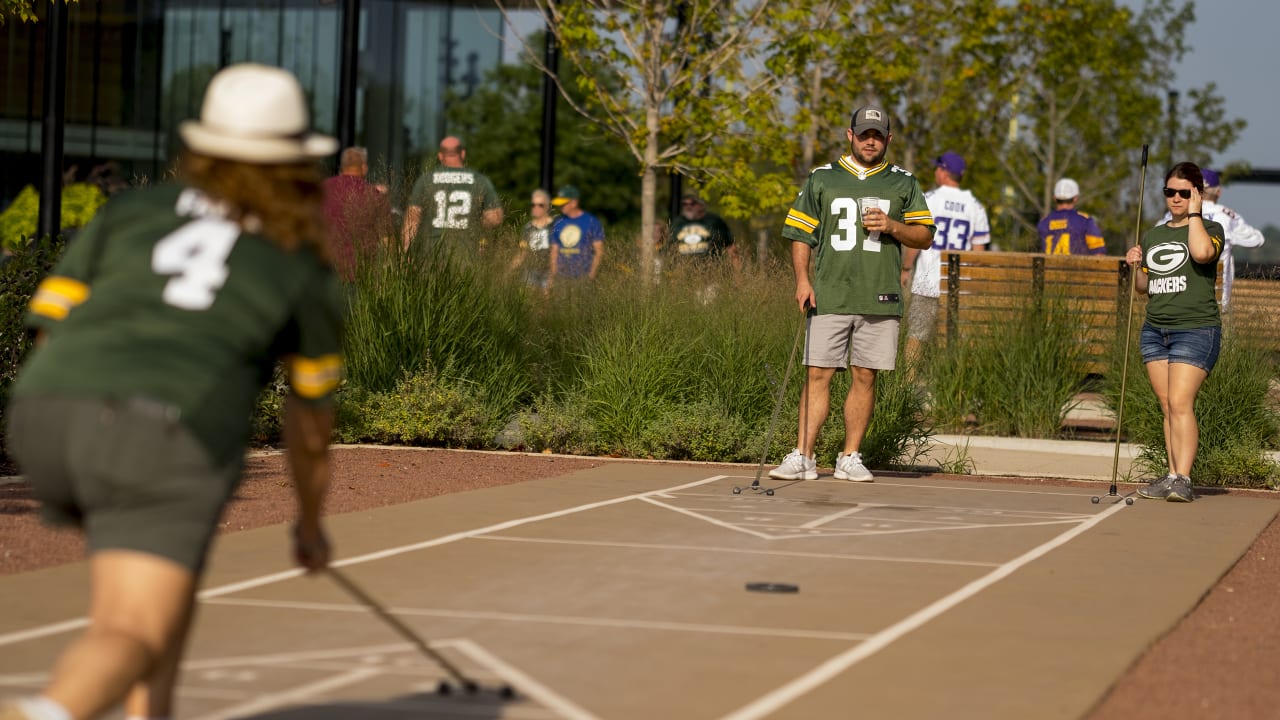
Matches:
[1166,475,1196,503]
[769,449,817,481]
[834,451,875,482]
[1137,473,1176,500]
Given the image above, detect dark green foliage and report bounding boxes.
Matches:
[638,401,755,463]
[0,236,65,471]
[334,368,494,448]
[516,394,601,456]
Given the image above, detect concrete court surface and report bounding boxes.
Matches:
[0,462,1276,720]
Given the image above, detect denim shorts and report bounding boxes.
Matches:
[1139,323,1221,372]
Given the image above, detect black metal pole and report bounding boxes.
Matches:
[337,0,361,150]
[538,22,557,193]
[38,0,69,242]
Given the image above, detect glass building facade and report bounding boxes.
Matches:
[1,0,505,204]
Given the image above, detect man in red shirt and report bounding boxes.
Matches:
[322,146,393,280]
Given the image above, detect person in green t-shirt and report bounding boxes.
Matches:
[2,64,343,720]
[1125,161,1225,504]
[769,104,935,484]
[401,136,504,254]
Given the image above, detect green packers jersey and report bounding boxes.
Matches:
[15,184,344,463]
[1139,219,1225,329]
[783,157,934,315]
[407,165,502,244]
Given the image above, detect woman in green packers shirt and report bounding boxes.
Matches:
[3,64,343,720]
[1125,162,1225,504]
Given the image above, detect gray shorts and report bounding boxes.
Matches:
[906,294,939,342]
[804,313,900,370]
[5,395,244,573]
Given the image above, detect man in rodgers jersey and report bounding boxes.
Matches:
[401,136,504,253]
[2,64,343,720]
[902,151,990,370]
[769,104,935,483]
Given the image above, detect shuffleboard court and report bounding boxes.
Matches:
[1,463,1275,719]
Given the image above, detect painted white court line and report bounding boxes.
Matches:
[451,638,601,720]
[0,475,731,649]
[473,535,999,568]
[762,517,1085,541]
[834,480,1104,498]
[187,666,381,720]
[718,499,1129,720]
[204,596,869,642]
[800,504,873,529]
[638,496,777,540]
[639,495,1088,541]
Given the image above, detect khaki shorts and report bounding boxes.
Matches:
[6,395,244,573]
[804,313,900,370]
[907,294,940,342]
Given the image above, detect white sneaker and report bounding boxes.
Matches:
[834,452,874,482]
[768,449,817,480]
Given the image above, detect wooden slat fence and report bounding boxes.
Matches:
[935,252,1279,375]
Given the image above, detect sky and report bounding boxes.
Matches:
[503,3,1278,232]
[1139,1,1279,232]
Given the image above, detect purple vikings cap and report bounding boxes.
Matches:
[1202,168,1221,188]
[934,151,966,178]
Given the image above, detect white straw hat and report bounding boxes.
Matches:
[179,63,338,163]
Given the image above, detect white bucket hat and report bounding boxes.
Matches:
[179,63,338,163]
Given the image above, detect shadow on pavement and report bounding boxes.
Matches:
[238,690,512,719]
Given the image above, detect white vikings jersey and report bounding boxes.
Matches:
[1158,200,1264,307]
[913,185,991,298]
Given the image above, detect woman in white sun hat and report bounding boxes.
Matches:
[3,64,343,720]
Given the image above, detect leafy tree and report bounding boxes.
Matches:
[992,0,1242,250]
[442,48,640,227]
[497,1,782,276]
[1,0,74,24]
[763,0,1243,254]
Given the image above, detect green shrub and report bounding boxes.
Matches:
[638,401,755,462]
[1,236,66,471]
[335,367,493,447]
[1,184,107,252]
[516,394,601,456]
[247,368,289,445]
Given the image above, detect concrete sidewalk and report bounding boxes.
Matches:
[924,434,1140,482]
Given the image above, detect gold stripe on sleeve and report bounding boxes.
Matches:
[290,354,343,398]
[27,276,91,320]
[785,209,819,232]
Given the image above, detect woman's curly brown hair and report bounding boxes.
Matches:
[178,151,329,261]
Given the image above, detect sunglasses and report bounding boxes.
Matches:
[532,202,548,207]
[1163,187,1192,199]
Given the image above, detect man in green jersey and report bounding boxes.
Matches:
[3,64,343,720]
[770,105,935,484]
[401,136,505,253]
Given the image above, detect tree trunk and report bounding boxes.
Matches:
[640,105,660,284]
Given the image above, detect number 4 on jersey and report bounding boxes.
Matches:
[151,218,240,310]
